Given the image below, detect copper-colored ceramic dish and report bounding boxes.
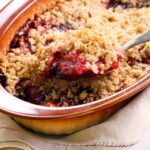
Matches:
[0,0,150,135]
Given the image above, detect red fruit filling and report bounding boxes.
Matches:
[106,0,132,9]
[23,86,45,104]
[143,59,150,64]
[10,19,33,50]
[10,16,74,51]
[43,49,120,80]
[0,73,7,87]
[111,61,119,69]
[43,49,96,80]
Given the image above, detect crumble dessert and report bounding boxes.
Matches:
[0,0,150,107]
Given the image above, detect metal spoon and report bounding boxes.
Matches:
[123,30,150,51]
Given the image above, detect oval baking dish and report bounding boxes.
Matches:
[0,0,149,135]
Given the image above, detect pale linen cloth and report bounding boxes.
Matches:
[0,87,149,150]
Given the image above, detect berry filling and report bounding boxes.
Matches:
[143,59,150,64]
[106,0,150,9]
[43,49,96,80]
[111,61,119,69]
[107,0,134,9]
[0,73,7,87]
[16,81,45,105]
[42,49,120,80]
[23,86,45,104]
[10,17,74,52]
[10,19,33,51]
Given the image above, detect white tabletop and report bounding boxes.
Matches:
[135,128,150,150]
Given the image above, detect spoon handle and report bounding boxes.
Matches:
[123,30,150,51]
